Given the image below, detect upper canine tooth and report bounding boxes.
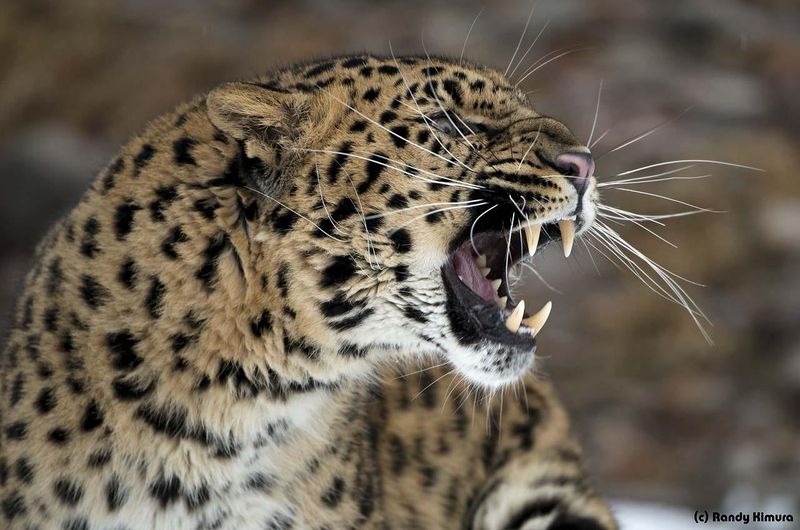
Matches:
[480,267,491,277]
[524,224,541,257]
[559,219,575,258]
[522,301,552,337]
[490,279,502,292]
[476,254,487,268]
[505,300,525,333]
[497,296,507,308]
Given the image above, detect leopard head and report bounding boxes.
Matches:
[207,55,596,388]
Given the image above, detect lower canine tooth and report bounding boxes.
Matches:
[559,219,575,258]
[522,301,552,337]
[490,279,502,292]
[525,224,541,257]
[505,300,525,333]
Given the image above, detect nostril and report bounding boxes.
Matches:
[555,152,594,196]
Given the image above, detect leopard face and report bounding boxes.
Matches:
[209,54,596,388]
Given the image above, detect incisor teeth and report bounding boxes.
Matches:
[522,301,552,337]
[480,267,491,277]
[490,279,502,292]
[559,219,575,258]
[524,224,541,257]
[476,254,487,268]
[505,300,525,333]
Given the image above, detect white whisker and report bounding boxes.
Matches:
[244,186,345,243]
[588,128,610,149]
[587,79,603,146]
[460,9,484,66]
[313,81,478,176]
[596,107,692,159]
[616,159,764,177]
[470,204,498,254]
[389,202,488,233]
[364,199,483,220]
[515,47,592,87]
[507,19,551,80]
[609,187,722,213]
[601,173,713,187]
[505,1,538,77]
[295,148,481,190]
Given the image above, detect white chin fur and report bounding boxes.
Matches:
[444,341,535,391]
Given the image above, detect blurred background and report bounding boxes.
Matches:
[1,0,798,526]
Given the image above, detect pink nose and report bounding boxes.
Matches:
[555,152,594,196]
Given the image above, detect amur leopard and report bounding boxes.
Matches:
[1,54,617,529]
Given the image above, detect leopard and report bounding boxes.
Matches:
[0,53,618,529]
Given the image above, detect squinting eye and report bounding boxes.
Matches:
[434,116,456,136]
[432,114,473,138]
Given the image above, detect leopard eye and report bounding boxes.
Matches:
[432,114,470,138]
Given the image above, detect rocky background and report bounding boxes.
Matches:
[1,0,798,521]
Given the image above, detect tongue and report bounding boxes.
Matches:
[452,246,500,303]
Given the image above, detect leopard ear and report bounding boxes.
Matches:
[206,82,312,168]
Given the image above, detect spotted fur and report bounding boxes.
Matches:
[1,54,616,529]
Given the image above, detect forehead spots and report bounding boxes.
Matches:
[362,87,380,102]
[470,79,485,92]
[377,65,400,75]
[378,110,397,125]
[304,61,335,78]
[442,79,464,107]
[349,120,368,132]
[341,57,368,69]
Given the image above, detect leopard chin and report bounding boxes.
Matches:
[437,188,597,388]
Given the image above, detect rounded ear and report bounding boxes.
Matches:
[207,82,311,146]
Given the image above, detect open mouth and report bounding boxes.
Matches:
[442,217,577,347]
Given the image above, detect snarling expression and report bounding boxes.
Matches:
[208,54,599,388]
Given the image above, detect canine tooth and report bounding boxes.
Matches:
[559,219,575,258]
[476,254,487,268]
[505,300,525,333]
[524,224,541,256]
[522,301,552,337]
[490,279,502,292]
[480,267,491,277]
[497,296,507,308]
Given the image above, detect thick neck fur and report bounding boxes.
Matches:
[54,99,365,465]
